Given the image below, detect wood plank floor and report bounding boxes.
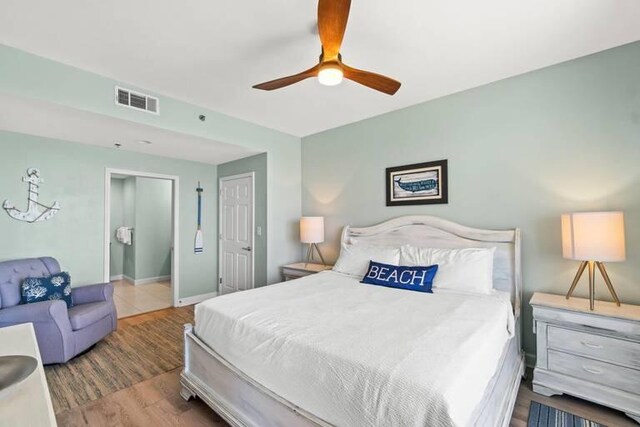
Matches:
[55,307,636,427]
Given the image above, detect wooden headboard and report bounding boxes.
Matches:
[341,215,522,319]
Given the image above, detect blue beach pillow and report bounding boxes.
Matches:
[361,261,438,293]
[21,272,73,308]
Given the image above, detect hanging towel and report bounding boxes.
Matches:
[116,226,133,245]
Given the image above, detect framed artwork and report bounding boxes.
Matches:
[386,159,448,206]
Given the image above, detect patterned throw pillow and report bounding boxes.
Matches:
[21,272,73,308]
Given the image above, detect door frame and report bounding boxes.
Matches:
[103,168,180,307]
[218,172,255,293]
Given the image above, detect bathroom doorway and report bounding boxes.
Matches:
[103,169,179,318]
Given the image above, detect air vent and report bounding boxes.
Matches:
[115,86,159,114]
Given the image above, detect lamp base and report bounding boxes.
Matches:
[566,261,621,310]
[305,243,326,266]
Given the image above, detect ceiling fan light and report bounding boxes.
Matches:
[318,66,343,86]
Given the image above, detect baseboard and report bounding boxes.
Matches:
[110,274,124,281]
[124,275,171,286]
[177,292,218,307]
[525,352,536,368]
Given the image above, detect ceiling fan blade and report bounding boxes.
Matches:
[317,0,351,60]
[253,65,320,91]
[342,64,401,95]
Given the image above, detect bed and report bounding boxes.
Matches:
[181,215,524,427]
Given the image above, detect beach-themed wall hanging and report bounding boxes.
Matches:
[386,160,448,206]
[194,182,204,254]
[3,168,60,222]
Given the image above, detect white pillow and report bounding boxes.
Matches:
[399,244,430,266]
[400,246,496,294]
[333,244,400,277]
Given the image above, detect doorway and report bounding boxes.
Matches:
[104,168,179,317]
[219,172,255,295]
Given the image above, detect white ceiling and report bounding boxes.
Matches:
[0,93,259,165]
[1,0,639,137]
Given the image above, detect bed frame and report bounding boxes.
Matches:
[181,215,524,427]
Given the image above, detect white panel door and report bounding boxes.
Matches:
[219,174,254,295]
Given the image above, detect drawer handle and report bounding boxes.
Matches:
[581,341,603,349]
[582,366,602,375]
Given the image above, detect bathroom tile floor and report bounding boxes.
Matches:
[112,279,172,318]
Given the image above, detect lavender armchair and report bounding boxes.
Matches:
[0,257,117,364]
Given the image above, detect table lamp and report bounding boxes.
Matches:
[562,211,625,310]
[300,216,326,265]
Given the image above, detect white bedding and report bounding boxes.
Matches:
[195,271,515,427]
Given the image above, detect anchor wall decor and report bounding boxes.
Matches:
[3,168,61,223]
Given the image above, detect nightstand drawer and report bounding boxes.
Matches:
[281,263,333,282]
[548,350,640,395]
[282,270,308,280]
[548,326,640,369]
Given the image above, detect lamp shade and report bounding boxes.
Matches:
[300,216,324,244]
[561,211,625,262]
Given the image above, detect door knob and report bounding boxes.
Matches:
[242,246,252,252]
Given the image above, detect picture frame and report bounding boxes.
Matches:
[386,159,448,206]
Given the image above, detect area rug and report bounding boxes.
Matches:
[44,307,193,414]
[528,401,606,427]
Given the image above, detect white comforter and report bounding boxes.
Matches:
[195,271,514,427]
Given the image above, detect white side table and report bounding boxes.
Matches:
[531,292,640,423]
[0,323,57,426]
[281,262,333,281]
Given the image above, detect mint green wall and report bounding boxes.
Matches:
[109,178,124,277]
[218,153,268,287]
[117,176,172,281]
[134,177,172,280]
[0,130,217,299]
[302,42,640,360]
[0,45,301,284]
[122,177,136,280]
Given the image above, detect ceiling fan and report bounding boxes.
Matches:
[252,0,401,95]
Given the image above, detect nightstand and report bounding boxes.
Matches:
[531,292,640,423]
[281,262,333,281]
